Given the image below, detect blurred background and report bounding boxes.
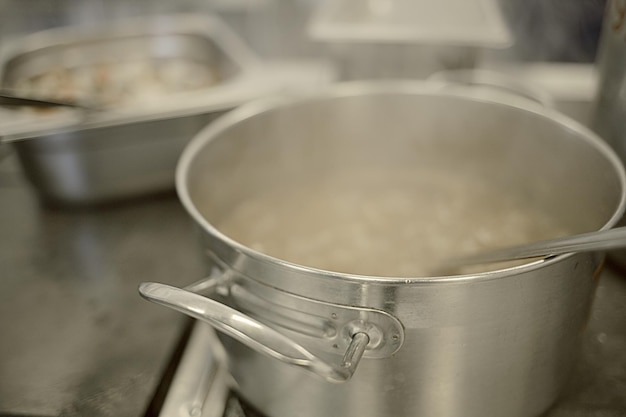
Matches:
[0,0,608,127]
[0,0,609,61]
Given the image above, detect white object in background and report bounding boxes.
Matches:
[308,0,512,47]
[481,63,597,123]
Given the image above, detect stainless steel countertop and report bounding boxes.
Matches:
[0,152,205,417]
[547,265,626,416]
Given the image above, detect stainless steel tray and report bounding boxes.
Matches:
[0,15,272,205]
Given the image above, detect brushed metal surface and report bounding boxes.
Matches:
[0,153,205,417]
[12,110,225,205]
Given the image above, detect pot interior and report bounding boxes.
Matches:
[181,87,625,276]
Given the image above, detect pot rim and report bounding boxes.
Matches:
[176,80,626,284]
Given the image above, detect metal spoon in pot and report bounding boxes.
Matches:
[439,226,626,273]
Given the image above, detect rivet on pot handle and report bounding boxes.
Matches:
[139,282,372,383]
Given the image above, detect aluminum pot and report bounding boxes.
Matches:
[140,82,626,417]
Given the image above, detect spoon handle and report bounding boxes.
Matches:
[446,226,626,268]
[0,92,90,109]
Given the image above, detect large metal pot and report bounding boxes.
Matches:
[140,82,626,417]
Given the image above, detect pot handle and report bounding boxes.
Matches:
[139,282,370,383]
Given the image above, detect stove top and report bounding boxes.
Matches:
[223,395,264,417]
[153,322,265,417]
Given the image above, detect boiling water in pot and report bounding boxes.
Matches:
[216,171,569,276]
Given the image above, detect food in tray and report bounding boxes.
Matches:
[11,58,221,108]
